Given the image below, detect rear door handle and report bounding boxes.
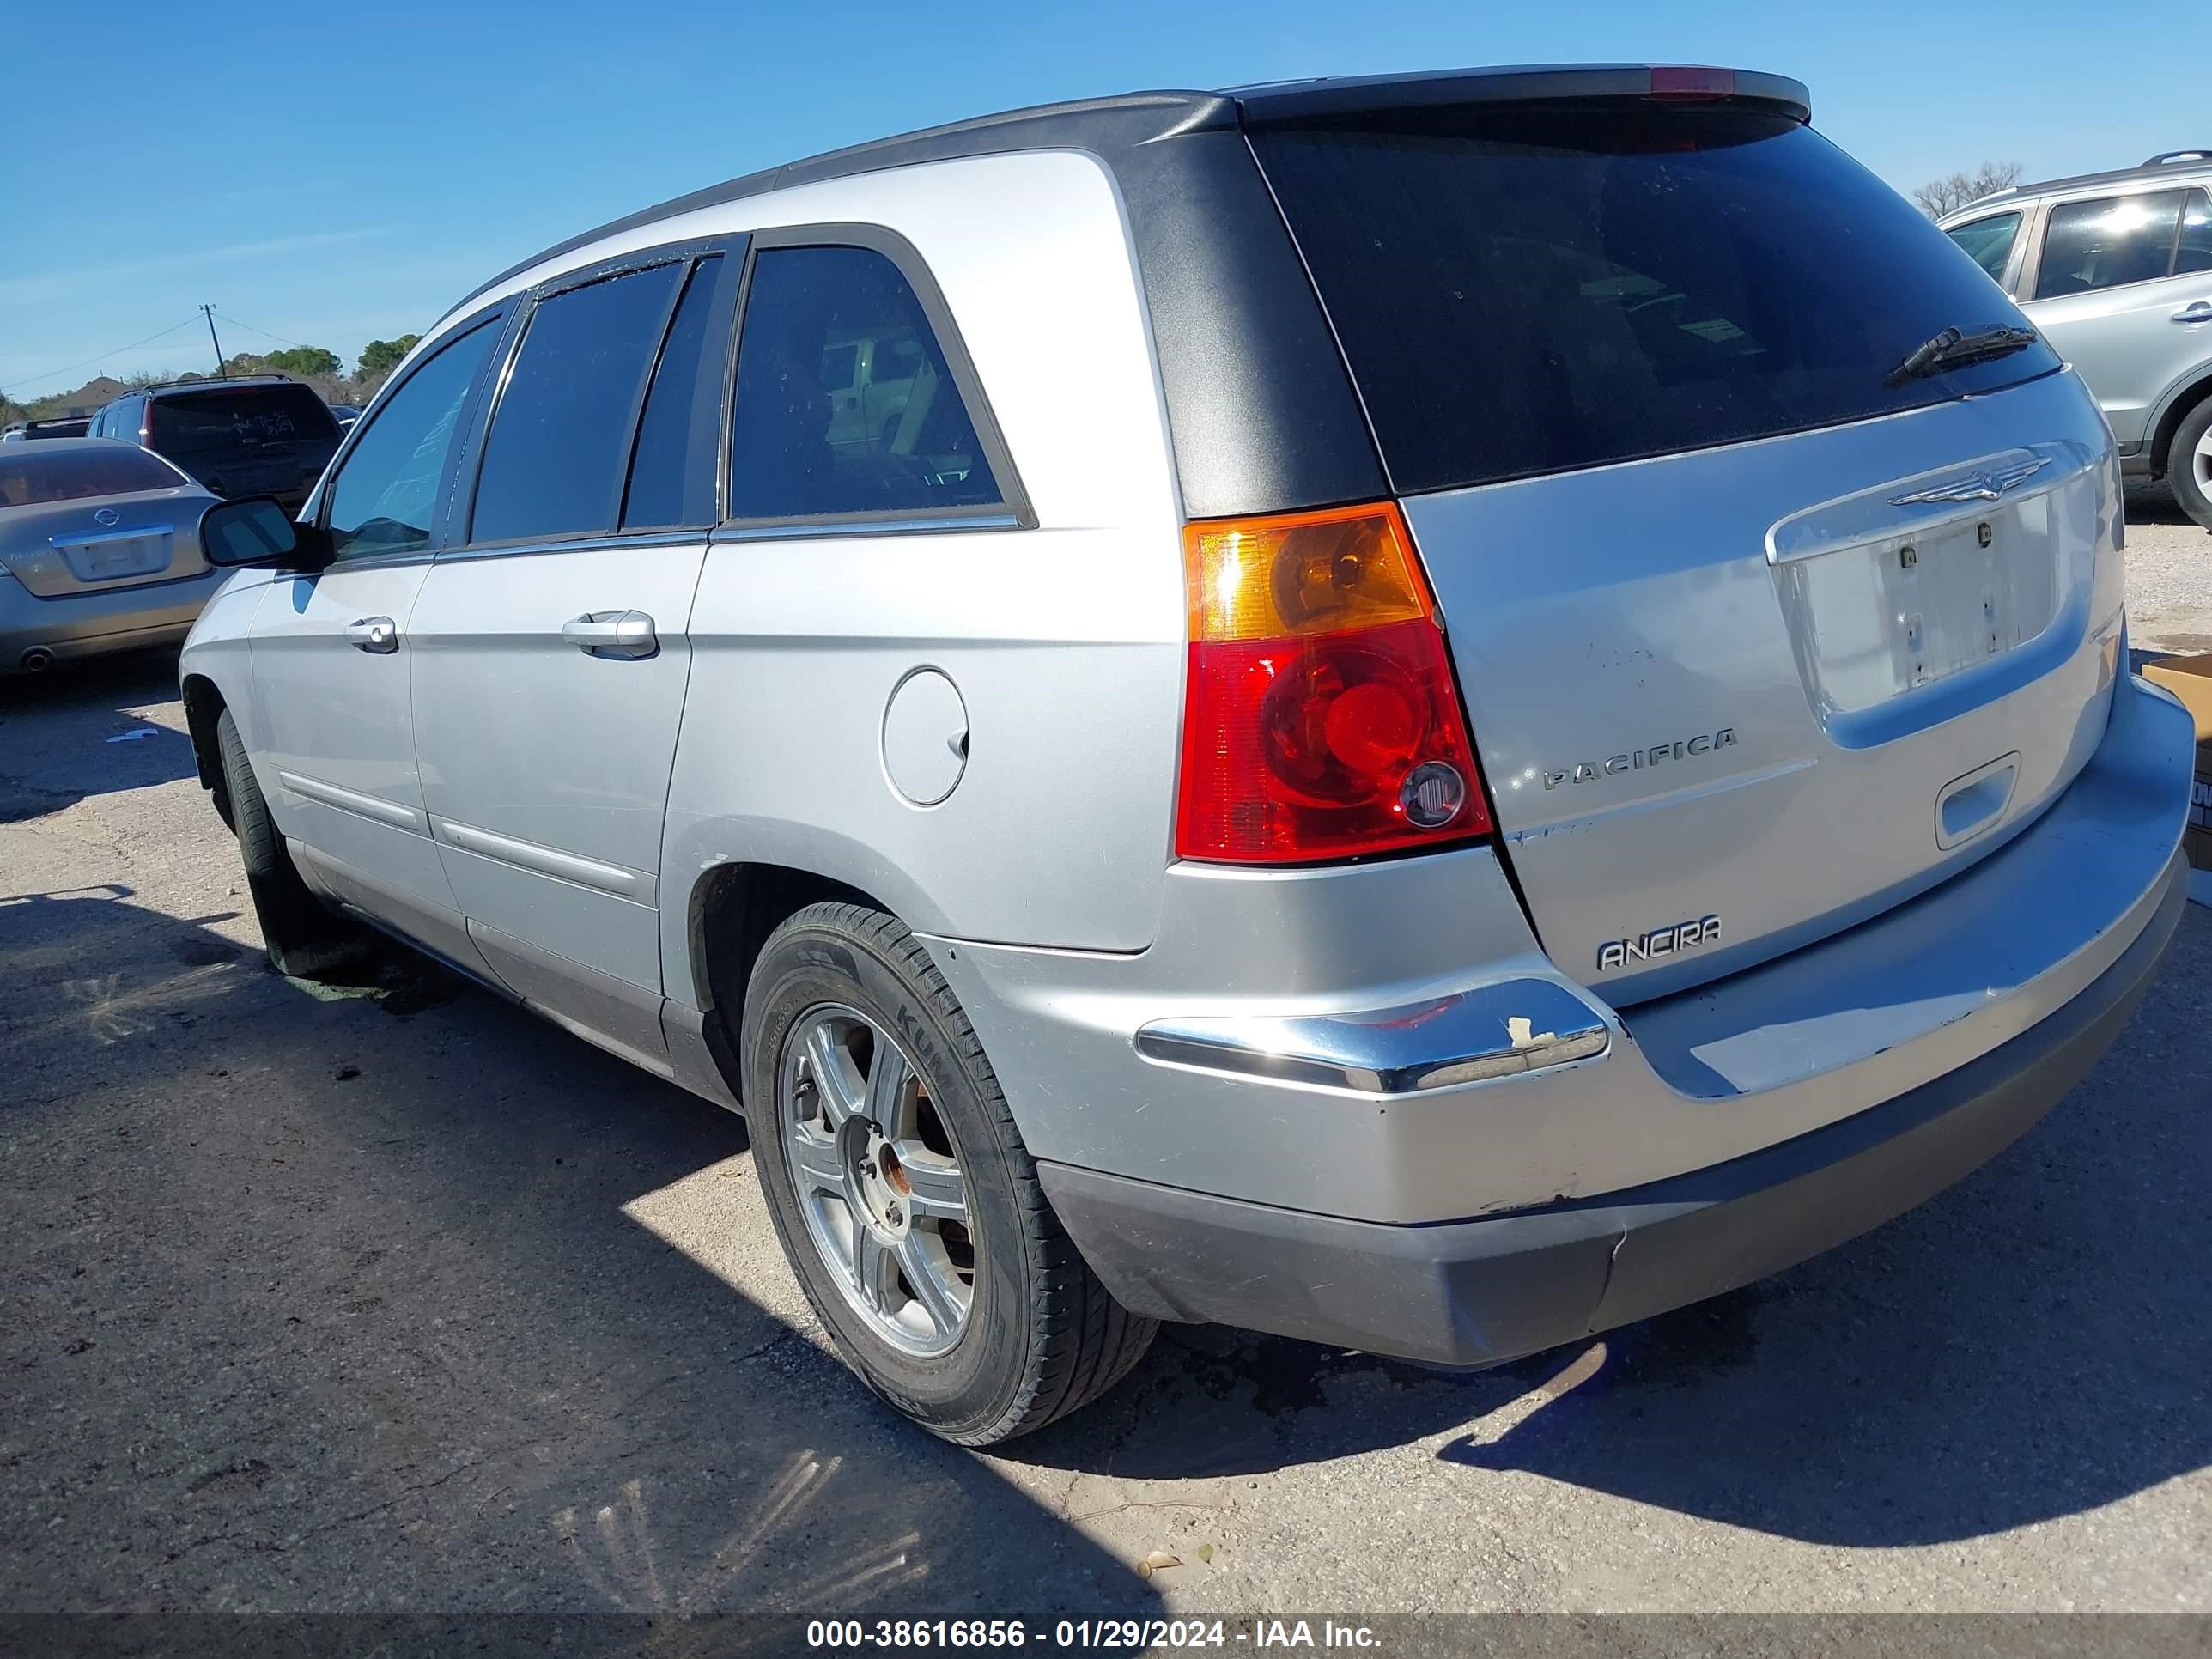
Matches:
[562,609,658,659]
[346,616,398,653]
[2172,301,2212,323]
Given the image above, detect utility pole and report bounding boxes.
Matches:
[201,305,226,378]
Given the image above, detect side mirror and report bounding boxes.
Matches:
[199,496,327,569]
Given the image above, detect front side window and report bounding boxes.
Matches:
[1947,212,2021,284]
[325,317,502,562]
[470,263,684,544]
[727,245,1002,520]
[2034,191,2187,298]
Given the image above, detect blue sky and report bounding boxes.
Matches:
[9,0,2197,400]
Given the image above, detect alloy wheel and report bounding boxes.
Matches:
[779,1003,975,1356]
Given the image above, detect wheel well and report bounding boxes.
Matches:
[690,862,886,1091]
[179,674,234,830]
[2148,371,2212,475]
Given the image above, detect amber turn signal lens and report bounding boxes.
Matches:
[1184,502,1431,643]
[1176,501,1493,864]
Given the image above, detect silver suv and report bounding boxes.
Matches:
[1942,150,2212,526]
[179,65,2195,1444]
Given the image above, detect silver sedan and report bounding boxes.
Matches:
[0,438,227,674]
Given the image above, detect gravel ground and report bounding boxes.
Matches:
[1,504,2207,1621]
[2124,484,2212,656]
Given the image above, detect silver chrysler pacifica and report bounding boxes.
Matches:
[179,65,2197,1443]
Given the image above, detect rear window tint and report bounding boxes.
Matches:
[1249,103,2063,495]
[0,447,181,508]
[149,386,339,455]
[471,262,684,543]
[728,246,1002,520]
[622,255,726,530]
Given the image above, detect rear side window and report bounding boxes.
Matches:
[622,255,727,530]
[2179,191,2212,276]
[1249,103,2063,495]
[149,385,339,456]
[2034,191,2187,298]
[325,319,502,562]
[728,245,1002,520]
[0,447,180,508]
[471,263,684,544]
[1947,213,2021,283]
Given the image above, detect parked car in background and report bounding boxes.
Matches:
[88,376,343,514]
[327,404,362,430]
[180,64,2191,1445]
[3,416,94,441]
[1,439,225,673]
[1943,149,2212,527]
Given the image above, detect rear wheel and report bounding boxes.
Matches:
[213,707,373,980]
[2166,393,2212,530]
[742,902,1154,1443]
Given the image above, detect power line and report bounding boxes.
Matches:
[220,314,314,350]
[0,315,205,397]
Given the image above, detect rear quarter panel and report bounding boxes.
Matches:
[659,151,1186,1004]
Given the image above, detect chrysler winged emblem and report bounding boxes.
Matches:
[1888,455,2050,506]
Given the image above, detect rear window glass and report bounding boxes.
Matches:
[1249,103,2063,495]
[149,386,340,454]
[471,262,684,544]
[0,447,181,508]
[728,246,1002,520]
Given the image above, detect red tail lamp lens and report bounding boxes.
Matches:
[1177,504,1492,864]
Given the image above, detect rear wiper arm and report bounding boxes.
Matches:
[1885,324,2039,387]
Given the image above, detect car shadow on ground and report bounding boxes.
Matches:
[1012,908,2212,1549]
[7,888,2207,1598]
[0,647,196,821]
[0,887,1159,1615]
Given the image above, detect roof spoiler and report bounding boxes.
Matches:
[1232,64,1811,127]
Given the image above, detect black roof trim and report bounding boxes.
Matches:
[1228,64,1810,125]
[447,66,1808,318]
[447,91,1237,318]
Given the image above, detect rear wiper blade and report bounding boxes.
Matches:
[1885,324,2039,387]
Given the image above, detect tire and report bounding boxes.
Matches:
[742,902,1154,1444]
[214,707,374,980]
[2166,393,2212,531]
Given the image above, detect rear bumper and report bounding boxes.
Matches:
[0,568,223,670]
[1040,845,2188,1366]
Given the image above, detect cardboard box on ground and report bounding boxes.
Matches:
[2139,653,2212,878]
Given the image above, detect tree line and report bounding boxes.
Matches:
[3,333,422,428]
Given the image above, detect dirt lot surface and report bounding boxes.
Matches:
[2,502,2206,1620]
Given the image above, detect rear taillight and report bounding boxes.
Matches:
[1176,501,1492,864]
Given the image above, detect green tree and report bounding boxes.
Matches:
[356,334,420,382]
[261,345,343,378]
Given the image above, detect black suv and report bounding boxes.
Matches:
[88,377,341,512]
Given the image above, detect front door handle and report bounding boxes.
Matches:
[2172,301,2212,323]
[346,616,398,654]
[562,610,658,659]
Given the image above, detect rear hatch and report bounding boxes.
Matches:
[0,446,212,595]
[149,383,341,501]
[1248,82,2124,1001]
